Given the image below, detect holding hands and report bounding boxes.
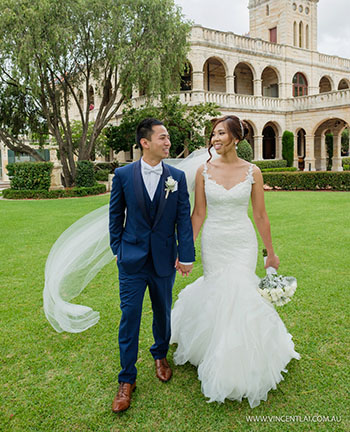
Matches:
[175,258,193,277]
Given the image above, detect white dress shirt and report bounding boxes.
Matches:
[141,158,163,201]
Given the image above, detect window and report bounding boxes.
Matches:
[293,3,297,11]
[266,4,269,16]
[293,73,308,96]
[269,27,277,43]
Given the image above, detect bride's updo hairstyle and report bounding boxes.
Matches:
[207,115,248,162]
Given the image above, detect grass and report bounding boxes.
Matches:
[0,192,349,432]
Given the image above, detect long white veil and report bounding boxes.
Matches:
[43,147,217,333]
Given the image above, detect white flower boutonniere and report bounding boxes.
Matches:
[165,176,178,199]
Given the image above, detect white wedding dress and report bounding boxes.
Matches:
[170,163,300,408]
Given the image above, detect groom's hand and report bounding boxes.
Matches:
[176,261,193,277]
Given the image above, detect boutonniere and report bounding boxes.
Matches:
[165,176,178,198]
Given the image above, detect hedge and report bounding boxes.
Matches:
[2,184,106,199]
[262,171,350,191]
[95,169,110,181]
[7,162,53,190]
[253,160,287,169]
[342,157,350,167]
[76,160,95,187]
[261,167,297,173]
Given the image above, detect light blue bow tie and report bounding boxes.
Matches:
[143,164,163,176]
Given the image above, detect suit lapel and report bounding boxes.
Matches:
[152,162,170,229]
[133,160,152,226]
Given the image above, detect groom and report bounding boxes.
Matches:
[109,118,195,413]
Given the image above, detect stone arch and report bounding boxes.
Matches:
[261,66,280,97]
[299,21,304,48]
[338,78,350,90]
[296,128,306,170]
[242,119,256,159]
[234,62,255,95]
[292,72,308,96]
[262,122,281,159]
[319,76,333,93]
[312,118,349,171]
[180,61,193,91]
[203,57,227,92]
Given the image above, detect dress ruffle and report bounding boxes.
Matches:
[171,263,300,408]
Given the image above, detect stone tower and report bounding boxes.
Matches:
[248,0,319,51]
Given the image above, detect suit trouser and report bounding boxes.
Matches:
[117,255,176,384]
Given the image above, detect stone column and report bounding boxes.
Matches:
[304,134,316,171]
[192,71,204,91]
[1,145,9,181]
[319,133,327,171]
[293,134,299,168]
[332,133,343,171]
[50,161,64,190]
[253,79,262,97]
[133,145,141,161]
[254,135,263,161]
[226,75,235,94]
[276,135,282,159]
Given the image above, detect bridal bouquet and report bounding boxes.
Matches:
[258,249,297,306]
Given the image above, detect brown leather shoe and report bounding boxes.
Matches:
[155,358,172,382]
[112,382,136,413]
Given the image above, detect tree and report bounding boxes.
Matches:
[237,139,253,162]
[341,128,349,156]
[105,97,220,158]
[0,0,191,185]
[0,82,48,161]
[282,131,294,167]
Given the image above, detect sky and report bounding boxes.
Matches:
[174,0,350,59]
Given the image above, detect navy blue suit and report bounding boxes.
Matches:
[109,159,195,383]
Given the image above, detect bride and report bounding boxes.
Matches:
[43,114,299,408]
[170,115,300,408]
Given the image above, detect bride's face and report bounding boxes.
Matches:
[211,122,238,154]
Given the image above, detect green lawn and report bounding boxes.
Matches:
[1,192,349,432]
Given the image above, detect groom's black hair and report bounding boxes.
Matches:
[136,118,164,149]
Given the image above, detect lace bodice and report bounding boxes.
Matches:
[202,163,255,223]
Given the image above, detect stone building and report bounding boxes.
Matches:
[1,0,349,182]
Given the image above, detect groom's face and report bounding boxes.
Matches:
[143,125,171,161]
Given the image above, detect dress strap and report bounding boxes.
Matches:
[202,162,210,179]
[246,163,255,184]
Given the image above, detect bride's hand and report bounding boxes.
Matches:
[265,254,280,270]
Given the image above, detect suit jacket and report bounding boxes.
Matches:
[109,159,195,277]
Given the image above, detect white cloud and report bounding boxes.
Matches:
[175,0,350,59]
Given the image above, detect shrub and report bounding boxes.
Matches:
[76,160,95,187]
[282,131,294,167]
[343,165,350,171]
[2,184,106,199]
[237,139,253,162]
[342,157,350,167]
[261,167,297,172]
[95,169,110,181]
[6,162,53,190]
[253,160,287,169]
[262,171,350,191]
